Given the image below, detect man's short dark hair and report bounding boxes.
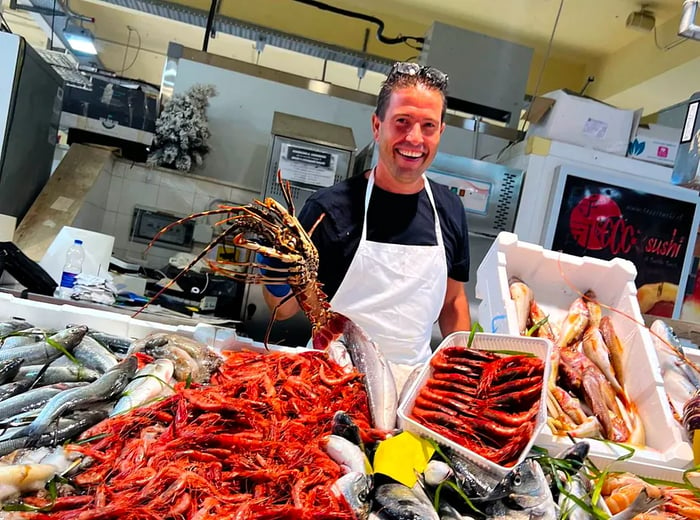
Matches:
[375,62,449,122]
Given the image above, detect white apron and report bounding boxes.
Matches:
[329,170,448,365]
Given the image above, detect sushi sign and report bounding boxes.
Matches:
[544,165,700,320]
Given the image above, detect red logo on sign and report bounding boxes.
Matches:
[658,146,669,158]
[569,194,637,254]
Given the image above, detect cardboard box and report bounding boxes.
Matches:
[628,124,680,166]
[526,89,642,156]
[475,232,692,481]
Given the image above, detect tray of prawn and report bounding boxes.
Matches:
[397,332,552,477]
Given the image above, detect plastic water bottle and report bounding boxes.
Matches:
[54,239,85,299]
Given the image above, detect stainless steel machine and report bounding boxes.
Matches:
[242,112,357,346]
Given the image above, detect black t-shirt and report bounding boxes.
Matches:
[297,174,470,301]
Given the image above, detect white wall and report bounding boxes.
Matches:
[172,59,511,190]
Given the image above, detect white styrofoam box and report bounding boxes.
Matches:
[475,232,691,480]
[527,89,641,156]
[0,292,239,350]
[628,124,680,167]
[398,332,552,478]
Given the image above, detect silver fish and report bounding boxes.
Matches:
[340,318,398,431]
[558,472,593,520]
[73,335,119,373]
[0,326,87,364]
[373,482,440,520]
[609,488,667,520]
[0,382,88,422]
[0,358,23,385]
[86,330,133,356]
[322,434,370,475]
[15,364,101,386]
[331,471,372,520]
[0,320,33,337]
[480,459,556,520]
[19,356,137,443]
[423,460,454,487]
[331,411,364,451]
[1,329,46,349]
[0,409,108,456]
[110,358,174,416]
[449,448,500,497]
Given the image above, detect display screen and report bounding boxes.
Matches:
[550,174,697,317]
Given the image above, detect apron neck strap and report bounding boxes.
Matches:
[363,169,442,245]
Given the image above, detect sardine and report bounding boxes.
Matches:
[479,459,556,520]
[509,277,533,335]
[331,471,372,520]
[1,329,46,349]
[374,483,440,520]
[0,326,87,365]
[557,296,590,348]
[15,364,101,386]
[600,317,626,388]
[340,318,398,432]
[110,358,174,416]
[18,356,137,443]
[582,327,625,397]
[73,335,119,373]
[322,434,371,475]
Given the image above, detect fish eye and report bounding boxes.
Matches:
[512,475,522,486]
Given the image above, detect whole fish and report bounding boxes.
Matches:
[0,409,108,457]
[0,319,33,337]
[340,319,398,432]
[373,482,440,520]
[18,356,137,443]
[86,330,133,356]
[557,296,590,348]
[479,459,556,520]
[1,329,46,349]
[332,411,365,451]
[0,358,23,385]
[599,317,626,388]
[110,358,175,416]
[582,326,625,397]
[449,447,500,497]
[15,364,101,386]
[0,382,89,422]
[583,290,601,329]
[322,434,371,475]
[73,335,119,373]
[0,326,87,365]
[509,277,534,335]
[331,471,372,520]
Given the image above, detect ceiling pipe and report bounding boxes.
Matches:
[679,0,700,40]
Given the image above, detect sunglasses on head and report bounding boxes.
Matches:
[388,62,448,89]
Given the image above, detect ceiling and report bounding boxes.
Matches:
[2,0,700,117]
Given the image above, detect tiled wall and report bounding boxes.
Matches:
[99,158,258,269]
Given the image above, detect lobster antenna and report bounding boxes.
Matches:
[132,228,230,318]
[265,291,298,350]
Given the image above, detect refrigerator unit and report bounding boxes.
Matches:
[497,138,700,320]
[0,32,63,221]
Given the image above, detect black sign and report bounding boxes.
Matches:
[287,146,332,168]
[551,175,696,288]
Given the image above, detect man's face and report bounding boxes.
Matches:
[371,85,445,192]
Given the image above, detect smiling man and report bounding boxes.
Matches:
[263,62,471,366]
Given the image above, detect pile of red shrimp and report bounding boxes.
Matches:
[21,349,376,520]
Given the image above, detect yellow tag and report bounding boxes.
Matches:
[693,431,700,466]
[373,431,435,487]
